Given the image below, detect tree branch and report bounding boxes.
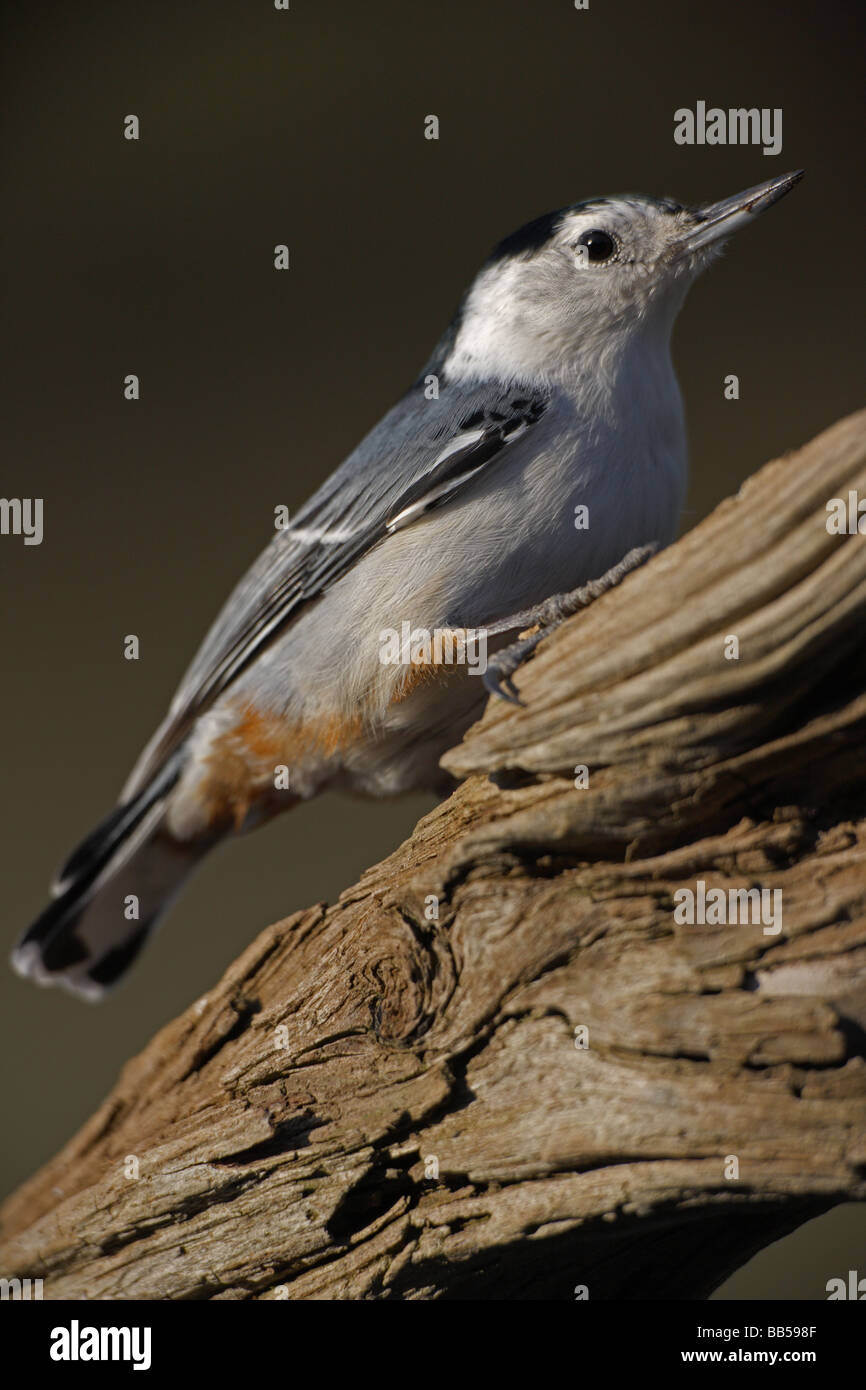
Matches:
[3,410,866,1300]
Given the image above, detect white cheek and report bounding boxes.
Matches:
[444,263,579,383]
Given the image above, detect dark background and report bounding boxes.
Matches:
[1,0,864,1297]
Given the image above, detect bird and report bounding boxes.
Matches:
[12,170,803,1000]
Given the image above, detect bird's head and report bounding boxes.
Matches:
[441,171,803,384]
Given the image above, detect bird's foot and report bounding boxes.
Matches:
[481,544,659,705]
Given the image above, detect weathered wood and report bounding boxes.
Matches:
[2,411,865,1300]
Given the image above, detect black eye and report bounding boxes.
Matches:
[575,229,617,263]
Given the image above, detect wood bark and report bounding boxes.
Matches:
[2,410,866,1300]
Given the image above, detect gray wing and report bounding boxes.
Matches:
[126,378,548,790]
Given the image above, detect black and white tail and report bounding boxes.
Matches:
[12,751,198,1000]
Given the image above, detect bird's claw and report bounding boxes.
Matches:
[481,544,659,706]
[483,668,525,705]
[483,631,544,705]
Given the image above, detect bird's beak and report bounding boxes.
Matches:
[676,170,804,252]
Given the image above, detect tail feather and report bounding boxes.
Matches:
[53,749,184,892]
[12,753,198,1001]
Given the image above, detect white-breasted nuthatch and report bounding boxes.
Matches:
[13,171,802,998]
